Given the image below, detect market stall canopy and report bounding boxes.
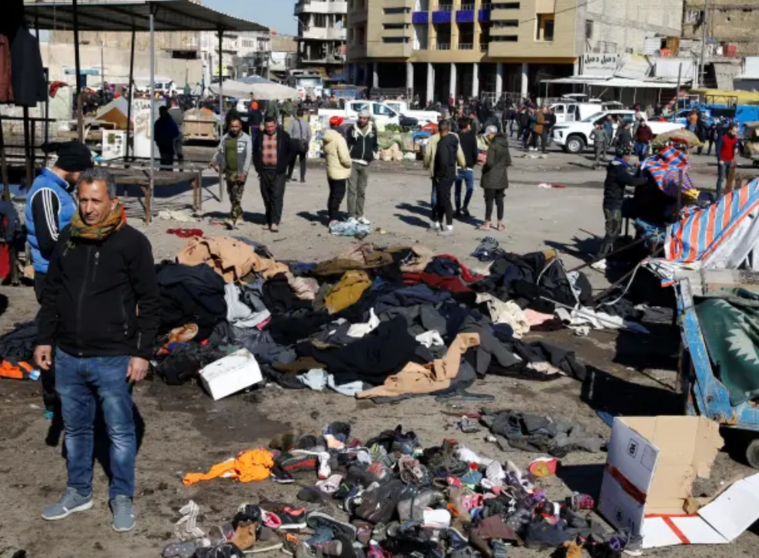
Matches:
[209,77,299,101]
[542,77,686,89]
[24,0,268,33]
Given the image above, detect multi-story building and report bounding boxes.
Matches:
[347,0,683,102]
[295,0,347,76]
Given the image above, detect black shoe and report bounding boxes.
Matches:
[462,208,471,218]
[455,209,462,219]
[300,179,306,183]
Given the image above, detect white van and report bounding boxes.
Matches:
[550,102,603,123]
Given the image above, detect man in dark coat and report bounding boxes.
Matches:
[478,126,511,232]
[592,144,648,271]
[252,116,294,232]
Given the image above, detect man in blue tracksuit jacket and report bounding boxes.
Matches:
[24,140,93,415]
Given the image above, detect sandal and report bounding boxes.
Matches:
[492,223,506,231]
[476,223,491,231]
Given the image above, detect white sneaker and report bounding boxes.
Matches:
[590,259,608,272]
[357,216,371,226]
[430,222,441,231]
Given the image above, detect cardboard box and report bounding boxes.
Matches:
[598,416,724,547]
[200,349,263,401]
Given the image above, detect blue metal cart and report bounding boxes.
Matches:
[676,269,759,468]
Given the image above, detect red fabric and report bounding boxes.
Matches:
[720,134,739,162]
[0,243,9,281]
[403,272,472,293]
[436,254,484,282]
[0,35,13,104]
[167,228,204,238]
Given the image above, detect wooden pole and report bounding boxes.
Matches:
[126,27,136,161]
[0,115,9,202]
[148,8,155,225]
[23,107,32,189]
[73,0,83,142]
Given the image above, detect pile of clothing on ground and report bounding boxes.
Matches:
[150,236,593,399]
[162,423,632,558]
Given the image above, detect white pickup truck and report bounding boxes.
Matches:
[318,100,439,128]
[383,101,440,126]
[551,109,684,154]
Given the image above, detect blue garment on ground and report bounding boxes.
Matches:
[425,257,462,277]
[330,219,371,239]
[374,284,452,314]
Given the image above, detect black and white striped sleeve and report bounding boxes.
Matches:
[31,188,61,260]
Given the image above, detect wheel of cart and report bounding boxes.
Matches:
[677,271,759,468]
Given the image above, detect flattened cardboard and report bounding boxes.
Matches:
[598,416,724,546]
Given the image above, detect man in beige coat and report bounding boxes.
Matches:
[323,116,353,225]
[424,121,467,232]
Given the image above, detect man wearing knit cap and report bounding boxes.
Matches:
[25,141,94,418]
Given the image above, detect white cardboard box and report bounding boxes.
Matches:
[598,416,726,548]
[200,349,263,401]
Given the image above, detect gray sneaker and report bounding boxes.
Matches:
[111,495,136,532]
[41,487,93,521]
[438,228,453,237]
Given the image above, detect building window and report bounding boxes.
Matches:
[493,20,518,28]
[492,35,518,42]
[383,23,409,29]
[536,14,554,41]
[383,37,409,43]
[313,14,327,28]
[491,2,520,8]
[585,19,593,40]
[384,7,410,14]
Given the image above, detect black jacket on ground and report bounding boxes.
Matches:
[481,134,512,190]
[252,128,294,175]
[603,159,648,210]
[346,123,379,164]
[434,134,460,180]
[36,224,161,360]
[459,130,479,169]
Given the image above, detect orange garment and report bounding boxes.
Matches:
[0,361,33,380]
[358,333,480,399]
[182,448,274,486]
[177,236,289,283]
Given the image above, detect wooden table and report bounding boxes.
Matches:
[96,161,205,225]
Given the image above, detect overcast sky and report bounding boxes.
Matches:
[203,0,297,36]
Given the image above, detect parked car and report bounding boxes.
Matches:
[318,100,405,128]
[551,110,685,154]
[383,100,440,126]
[550,102,603,124]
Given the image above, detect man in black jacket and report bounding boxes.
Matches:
[455,117,479,218]
[253,116,294,232]
[431,120,463,236]
[35,168,160,533]
[593,145,648,271]
[346,109,379,224]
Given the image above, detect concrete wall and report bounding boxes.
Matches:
[41,43,203,87]
[683,1,759,57]
[580,0,683,56]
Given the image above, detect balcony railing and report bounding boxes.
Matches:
[458,43,474,50]
[434,42,451,50]
[436,4,454,11]
[480,43,488,51]
[461,3,475,9]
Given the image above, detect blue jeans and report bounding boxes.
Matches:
[455,169,475,210]
[55,349,135,500]
[634,142,649,160]
[716,161,733,199]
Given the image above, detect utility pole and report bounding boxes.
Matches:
[699,0,710,89]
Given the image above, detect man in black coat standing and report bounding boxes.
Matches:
[592,144,648,271]
[35,168,160,533]
[253,116,294,232]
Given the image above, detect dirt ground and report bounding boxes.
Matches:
[0,147,757,558]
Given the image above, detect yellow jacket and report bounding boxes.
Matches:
[424,132,467,178]
[323,129,353,180]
